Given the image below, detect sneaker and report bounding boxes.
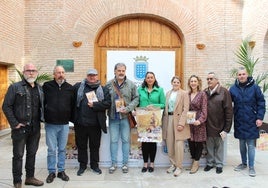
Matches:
[25,177,44,186]
[173,168,182,177]
[249,167,256,177]
[166,165,176,173]
[77,167,87,176]
[46,173,56,183]
[57,171,69,181]
[91,167,102,174]
[122,165,128,173]
[234,164,247,171]
[109,164,117,174]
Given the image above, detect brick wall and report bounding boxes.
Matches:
[1,0,267,87]
[0,0,24,81]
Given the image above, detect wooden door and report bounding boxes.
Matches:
[94,17,183,85]
[0,64,8,130]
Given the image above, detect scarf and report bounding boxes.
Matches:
[76,79,104,107]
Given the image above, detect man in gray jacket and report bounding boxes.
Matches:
[106,63,139,174]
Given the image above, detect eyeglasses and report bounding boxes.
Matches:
[24,70,37,73]
[206,78,214,81]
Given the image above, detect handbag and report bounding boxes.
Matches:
[112,81,137,128]
[256,130,268,151]
[128,112,137,128]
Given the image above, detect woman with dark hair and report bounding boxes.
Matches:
[187,75,207,174]
[138,72,165,173]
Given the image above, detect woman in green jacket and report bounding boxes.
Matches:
[138,72,165,172]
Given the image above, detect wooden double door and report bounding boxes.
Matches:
[94,16,184,85]
[0,64,8,130]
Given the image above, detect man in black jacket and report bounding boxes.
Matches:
[43,65,75,183]
[2,63,44,188]
[73,68,111,176]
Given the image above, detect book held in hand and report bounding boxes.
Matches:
[115,98,125,112]
[86,91,98,102]
[187,111,196,124]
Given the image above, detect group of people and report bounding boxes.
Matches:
[161,70,265,178]
[2,63,265,188]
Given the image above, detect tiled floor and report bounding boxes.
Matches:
[0,129,267,188]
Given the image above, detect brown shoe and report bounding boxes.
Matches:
[14,183,22,188]
[25,177,44,186]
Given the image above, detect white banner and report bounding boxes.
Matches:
[107,50,175,93]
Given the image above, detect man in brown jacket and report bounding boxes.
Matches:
[203,72,233,174]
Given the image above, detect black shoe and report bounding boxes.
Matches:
[148,167,154,173]
[57,171,69,181]
[91,167,102,174]
[77,167,87,176]
[216,167,223,174]
[46,173,56,183]
[204,165,213,172]
[141,167,147,173]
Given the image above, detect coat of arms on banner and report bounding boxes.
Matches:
[134,56,148,80]
[136,106,163,142]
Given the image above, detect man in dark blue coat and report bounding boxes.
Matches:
[230,67,266,177]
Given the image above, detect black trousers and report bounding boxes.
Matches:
[188,139,204,161]
[141,142,157,163]
[75,125,101,169]
[12,127,40,184]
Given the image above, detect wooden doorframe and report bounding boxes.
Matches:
[94,15,184,86]
[0,64,8,130]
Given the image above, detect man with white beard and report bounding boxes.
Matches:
[2,63,44,188]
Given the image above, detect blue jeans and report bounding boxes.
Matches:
[109,118,130,165]
[45,123,69,174]
[239,139,255,168]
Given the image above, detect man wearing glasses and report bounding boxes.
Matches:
[203,72,233,174]
[2,63,44,188]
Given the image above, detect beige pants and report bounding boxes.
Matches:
[166,115,184,169]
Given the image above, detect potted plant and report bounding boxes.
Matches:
[232,37,268,127]
[11,67,53,85]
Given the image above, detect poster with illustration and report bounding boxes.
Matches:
[136,107,163,142]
